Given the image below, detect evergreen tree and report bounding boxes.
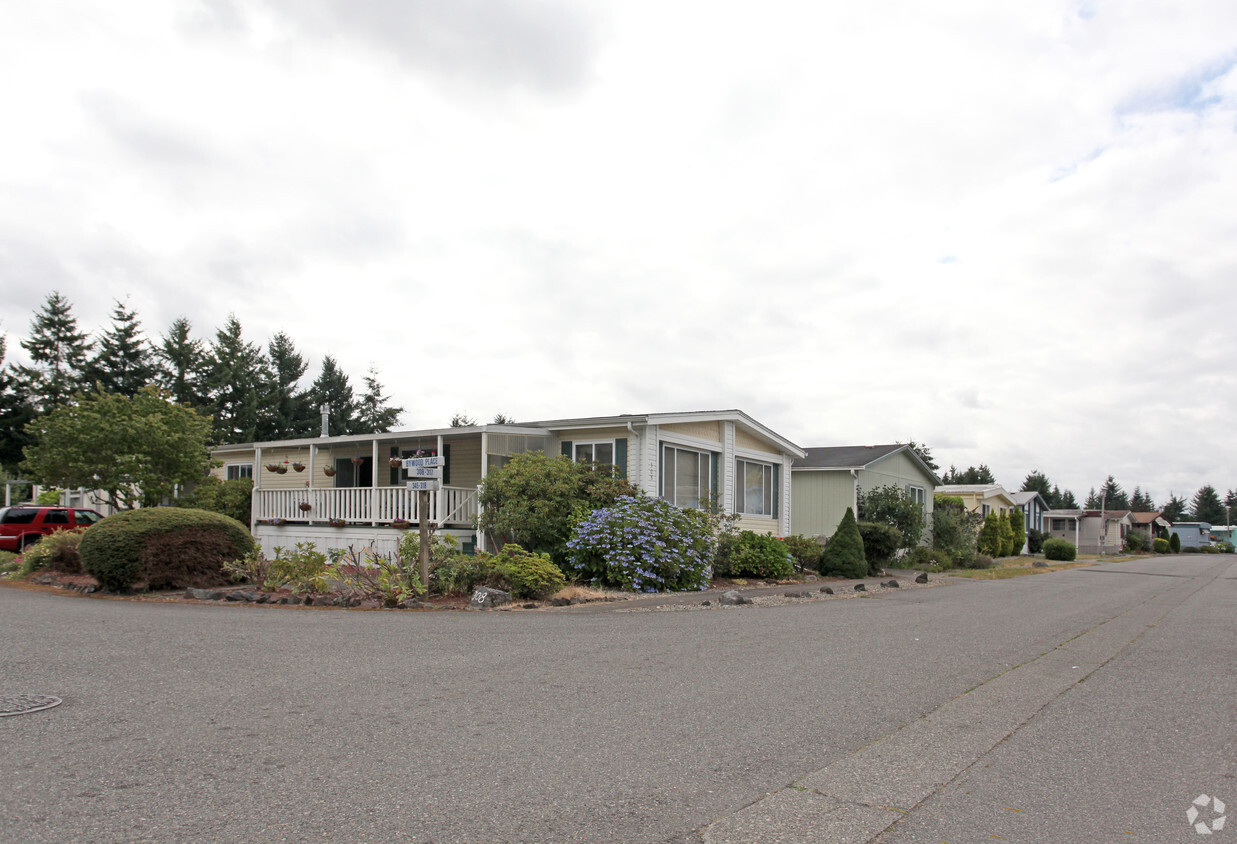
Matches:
[977,512,1002,556]
[1010,508,1026,555]
[1169,531,1181,553]
[206,314,270,443]
[1099,475,1130,510]
[450,412,477,427]
[0,336,36,471]
[941,464,996,485]
[997,512,1014,556]
[15,291,93,411]
[1224,489,1237,519]
[1190,485,1226,524]
[1049,484,1065,510]
[491,413,515,424]
[86,299,156,396]
[1161,493,1188,524]
[1060,489,1079,509]
[260,331,310,439]
[1022,470,1052,497]
[354,367,403,433]
[1083,487,1100,509]
[157,317,209,407]
[306,355,356,436]
[903,440,938,472]
[818,507,867,578]
[1130,486,1155,513]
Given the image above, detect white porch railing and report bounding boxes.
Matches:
[254,486,478,526]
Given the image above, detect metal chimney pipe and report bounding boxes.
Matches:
[320,404,330,437]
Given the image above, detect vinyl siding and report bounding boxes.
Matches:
[791,472,857,538]
[734,428,769,452]
[660,421,722,444]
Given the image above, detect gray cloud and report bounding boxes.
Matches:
[262,0,602,95]
[78,90,214,168]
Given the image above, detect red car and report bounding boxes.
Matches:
[0,506,104,552]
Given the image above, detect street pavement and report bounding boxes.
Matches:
[1,555,1232,843]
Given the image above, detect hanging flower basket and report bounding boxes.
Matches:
[323,467,337,477]
[298,502,312,512]
[275,464,288,474]
[389,457,403,468]
[265,463,280,473]
[328,518,346,528]
[350,457,365,466]
[292,462,306,472]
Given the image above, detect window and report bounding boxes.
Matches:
[573,441,614,466]
[1051,518,1071,532]
[43,510,70,525]
[736,459,775,516]
[0,508,38,524]
[906,484,927,513]
[74,510,101,525]
[661,444,713,509]
[225,463,253,481]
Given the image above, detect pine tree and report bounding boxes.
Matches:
[15,291,93,411]
[306,355,356,436]
[1083,487,1100,509]
[1161,493,1188,523]
[156,317,209,407]
[818,507,867,578]
[1099,475,1130,510]
[0,336,36,471]
[259,331,310,440]
[1049,484,1064,510]
[86,299,156,396]
[1010,508,1026,555]
[977,512,1002,556]
[1190,485,1225,524]
[354,367,403,433]
[1130,486,1155,513]
[1060,489,1079,509]
[1022,470,1052,497]
[903,440,938,472]
[1169,531,1181,553]
[941,464,996,485]
[997,512,1014,556]
[206,315,270,443]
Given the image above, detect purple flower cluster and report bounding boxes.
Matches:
[566,495,714,592]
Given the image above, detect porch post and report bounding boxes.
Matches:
[477,430,488,552]
[253,447,262,527]
[371,438,379,526]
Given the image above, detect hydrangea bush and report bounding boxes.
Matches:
[566,495,714,592]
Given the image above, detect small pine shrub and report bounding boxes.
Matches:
[977,513,1002,557]
[997,513,1015,557]
[1026,528,1045,555]
[1152,537,1170,554]
[1010,510,1026,555]
[1042,538,1077,561]
[726,531,794,580]
[779,534,824,572]
[490,543,566,598]
[78,508,254,592]
[1169,533,1181,553]
[857,521,903,570]
[818,507,867,579]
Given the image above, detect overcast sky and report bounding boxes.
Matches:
[2,1,1235,507]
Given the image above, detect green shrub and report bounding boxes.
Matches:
[818,507,867,579]
[12,528,87,577]
[906,545,951,571]
[265,542,332,593]
[977,513,1002,557]
[958,553,996,569]
[1169,532,1181,553]
[723,531,794,580]
[1026,528,1045,555]
[1152,537,1170,553]
[37,488,63,505]
[1181,545,1202,554]
[568,495,714,592]
[1042,538,1077,561]
[78,507,254,592]
[490,543,566,598]
[779,534,823,572]
[174,476,253,527]
[857,485,925,549]
[0,549,19,577]
[856,521,903,570]
[997,513,1015,557]
[429,553,499,596]
[1010,509,1026,555]
[1124,531,1147,552]
[333,544,426,606]
[932,497,982,562]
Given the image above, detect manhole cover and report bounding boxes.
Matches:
[0,695,63,717]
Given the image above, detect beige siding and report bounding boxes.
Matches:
[735,515,778,534]
[734,428,773,453]
[791,472,856,538]
[553,426,632,447]
[253,447,317,490]
[660,421,722,444]
[212,449,255,482]
[449,437,483,488]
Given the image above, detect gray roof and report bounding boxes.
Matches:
[792,444,942,488]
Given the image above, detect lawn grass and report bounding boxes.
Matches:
[946,561,1094,579]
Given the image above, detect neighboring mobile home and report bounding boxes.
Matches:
[935,484,1018,518]
[790,444,939,540]
[1168,522,1212,549]
[1043,509,1135,554]
[211,409,805,556]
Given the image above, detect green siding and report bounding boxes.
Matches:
[790,472,856,538]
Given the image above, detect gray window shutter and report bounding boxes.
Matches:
[773,463,781,519]
[561,441,573,458]
[615,438,627,479]
[443,443,451,485]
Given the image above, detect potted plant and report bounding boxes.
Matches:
[265,463,280,473]
[350,457,364,467]
[323,467,337,477]
[292,462,306,472]
[269,517,286,526]
[389,457,403,468]
[298,502,312,513]
[391,518,411,530]
[275,464,288,474]
[328,518,346,528]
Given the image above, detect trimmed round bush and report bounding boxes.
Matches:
[79,507,255,592]
[724,531,794,580]
[857,521,903,569]
[490,543,566,599]
[1152,537,1170,553]
[1042,538,1077,562]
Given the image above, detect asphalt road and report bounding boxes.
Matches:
[2,555,1232,843]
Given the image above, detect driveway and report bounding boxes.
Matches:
[2,555,1232,842]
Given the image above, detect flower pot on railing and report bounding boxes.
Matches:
[292,462,306,472]
[269,518,286,526]
[328,518,346,528]
[391,519,411,530]
[323,467,337,477]
[298,502,312,512]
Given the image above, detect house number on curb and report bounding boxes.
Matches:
[0,694,63,717]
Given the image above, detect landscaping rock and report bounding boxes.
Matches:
[548,597,572,607]
[1033,560,1048,568]
[820,586,834,595]
[915,572,929,584]
[804,574,818,581]
[358,599,382,609]
[396,598,426,609]
[226,590,262,602]
[784,590,812,598]
[701,600,711,606]
[720,590,751,606]
[521,603,538,609]
[883,579,900,588]
[185,587,224,601]
[853,583,866,592]
[470,586,512,609]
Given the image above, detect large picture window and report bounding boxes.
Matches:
[661,444,713,509]
[736,459,775,516]
[225,463,253,481]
